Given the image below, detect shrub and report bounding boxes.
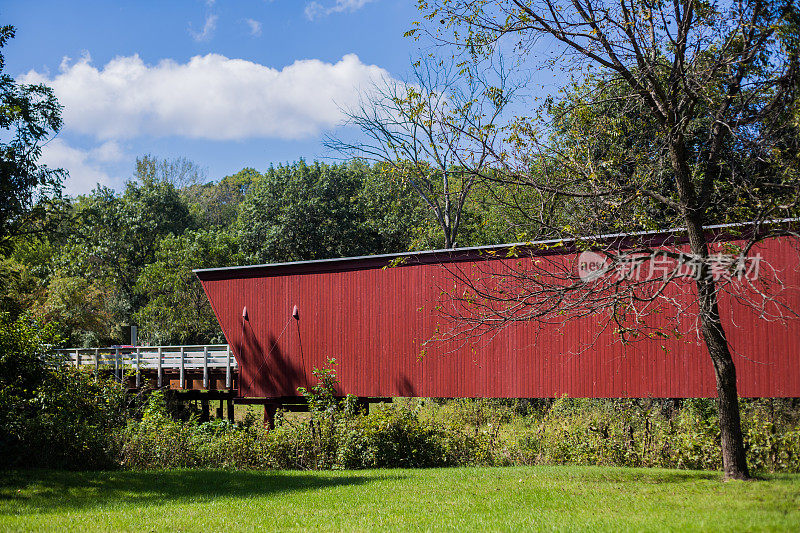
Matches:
[741,399,800,473]
[111,395,800,473]
[112,362,800,473]
[119,391,205,469]
[338,405,449,468]
[0,312,129,469]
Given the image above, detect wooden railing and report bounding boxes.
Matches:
[54,345,236,389]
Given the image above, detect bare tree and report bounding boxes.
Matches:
[327,59,516,248]
[135,154,208,190]
[402,0,800,480]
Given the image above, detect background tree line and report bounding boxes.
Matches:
[1,155,528,348]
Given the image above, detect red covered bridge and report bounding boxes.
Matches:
[194,225,800,411]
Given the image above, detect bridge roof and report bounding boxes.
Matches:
[193,218,797,280]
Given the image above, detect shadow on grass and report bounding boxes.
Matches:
[596,469,721,484]
[0,469,401,515]
[531,465,722,484]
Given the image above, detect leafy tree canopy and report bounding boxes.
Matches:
[237,160,432,263]
[183,167,262,228]
[134,229,245,345]
[0,25,65,248]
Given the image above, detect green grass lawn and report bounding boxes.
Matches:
[1,466,798,532]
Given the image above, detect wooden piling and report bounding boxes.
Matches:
[263,403,277,430]
[201,398,210,422]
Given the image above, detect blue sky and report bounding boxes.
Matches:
[2,0,421,195]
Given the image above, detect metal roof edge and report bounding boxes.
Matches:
[193,217,800,276]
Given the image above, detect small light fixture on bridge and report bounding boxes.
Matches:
[292,305,300,320]
[242,306,248,321]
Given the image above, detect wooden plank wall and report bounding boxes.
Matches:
[198,236,800,399]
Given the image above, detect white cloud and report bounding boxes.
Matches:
[189,14,218,42]
[245,18,262,36]
[20,53,391,141]
[89,139,125,163]
[305,0,375,20]
[39,139,123,195]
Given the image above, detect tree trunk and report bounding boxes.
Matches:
[669,131,750,480]
[685,216,751,480]
[696,278,750,480]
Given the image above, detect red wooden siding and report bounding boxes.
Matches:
[196,234,800,399]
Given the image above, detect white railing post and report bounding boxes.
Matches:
[157,347,163,388]
[203,346,209,389]
[135,347,141,388]
[225,345,231,389]
[180,346,185,389]
[51,344,241,390]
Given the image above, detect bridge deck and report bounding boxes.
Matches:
[56,344,237,391]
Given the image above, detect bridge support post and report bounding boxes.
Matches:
[263,403,277,430]
[201,398,210,422]
[227,398,234,421]
[359,398,370,415]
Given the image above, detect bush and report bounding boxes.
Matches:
[36,358,798,474]
[114,388,800,473]
[0,312,129,469]
[111,396,800,473]
[19,367,129,469]
[741,399,800,473]
[338,405,449,468]
[118,391,200,468]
